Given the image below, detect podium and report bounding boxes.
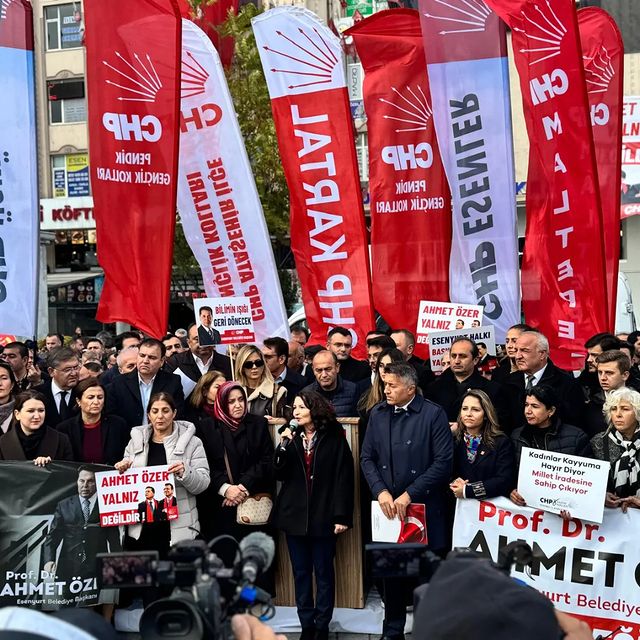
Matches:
[269,418,364,609]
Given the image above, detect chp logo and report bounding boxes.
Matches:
[1,0,17,20]
[540,496,572,509]
[423,0,491,36]
[180,50,222,133]
[101,51,163,142]
[512,0,567,66]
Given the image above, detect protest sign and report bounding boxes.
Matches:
[427,326,495,373]
[416,300,483,346]
[0,462,119,609]
[517,447,609,523]
[194,296,255,345]
[371,502,427,544]
[454,497,640,638]
[622,96,640,219]
[95,465,177,527]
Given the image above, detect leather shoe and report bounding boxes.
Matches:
[300,629,315,640]
[379,636,405,640]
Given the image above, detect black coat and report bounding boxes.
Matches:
[43,493,121,581]
[425,369,510,430]
[56,413,130,465]
[105,369,185,429]
[278,368,307,402]
[33,380,77,427]
[272,428,354,536]
[452,434,515,499]
[0,426,73,461]
[504,361,586,432]
[337,356,371,383]
[165,349,232,385]
[511,418,593,468]
[361,395,453,551]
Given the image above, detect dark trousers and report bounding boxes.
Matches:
[377,577,416,637]
[286,534,337,631]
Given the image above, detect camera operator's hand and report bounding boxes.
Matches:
[378,490,396,520]
[509,489,526,507]
[231,614,286,640]
[115,459,133,473]
[555,611,592,639]
[394,491,411,521]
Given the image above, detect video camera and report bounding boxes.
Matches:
[97,532,275,640]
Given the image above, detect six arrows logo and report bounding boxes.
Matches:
[263,27,338,90]
[424,0,491,36]
[181,51,209,99]
[512,0,567,66]
[380,86,432,134]
[103,52,162,102]
[583,45,615,94]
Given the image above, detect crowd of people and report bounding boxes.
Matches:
[0,321,638,639]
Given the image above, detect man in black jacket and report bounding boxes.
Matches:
[165,324,232,397]
[504,331,585,430]
[390,329,435,392]
[106,338,185,428]
[262,336,306,401]
[326,327,370,384]
[425,337,510,429]
[34,347,80,427]
[303,350,359,417]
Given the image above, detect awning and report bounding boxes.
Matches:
[46,270,103,289]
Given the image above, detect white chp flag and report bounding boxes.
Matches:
[177,19,289,342]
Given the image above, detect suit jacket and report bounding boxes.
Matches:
[0,426,73,461]
[137,498,164,523]
[43,494,121,580]
[33,380,77,427]
[105,369,185,429]
[198,325,221,346]
[56,413,130,465]
[337,356,371,383]
[425,369,510,430]
[361,394,453,551]
[165,349,232,385]
[278,367,306,402]
[504,361,586,432]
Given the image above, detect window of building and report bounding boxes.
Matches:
[51,154,90,197]
[44,3,83,51]
[48,79,86,124]
[356,132,369,182]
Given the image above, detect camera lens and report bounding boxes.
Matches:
[140,598,204,640]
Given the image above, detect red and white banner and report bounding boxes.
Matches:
[485,0,608,370]
[85,0,181,338]
[454,498,640,638]
[348,10,451,357]
[252,7,375,358]
[177,20,289,343]
[622,98,640,220]
[419,0,520,343]
[578,7,624,333]
[0,0,38,337]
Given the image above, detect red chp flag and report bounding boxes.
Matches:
[485,0,608,369]
[578,7,623,333]
[348,10,451,357]
[85,0,181,337]
[252,8,375,357]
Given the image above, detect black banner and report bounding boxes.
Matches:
[0,462,120,609]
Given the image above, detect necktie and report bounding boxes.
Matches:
[525,374,535,394]
[147,501,154,523]
[59,391,69,420]
[82,498,91,523]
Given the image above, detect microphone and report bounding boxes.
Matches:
[278,419,299,450]
[238,532,275,583]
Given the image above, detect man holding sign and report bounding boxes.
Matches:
[361,363,452,639]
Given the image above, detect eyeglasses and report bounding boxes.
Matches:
[243,359,265,369]
[56,365,81,374]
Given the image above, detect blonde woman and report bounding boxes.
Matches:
[234,345,286,418]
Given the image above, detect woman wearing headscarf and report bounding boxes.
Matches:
[0,362,16,433]
[200,381,274,542]
[592,387,640,512]
[234,345,286,418]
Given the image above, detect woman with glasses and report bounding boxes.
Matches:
[234,345,286,418]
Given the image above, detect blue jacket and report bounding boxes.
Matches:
[361,394,453,551]
[302,376,359,417]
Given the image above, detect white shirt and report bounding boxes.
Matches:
[526,363,548,388]
[51,379,69,413]
[393,396,415,413]
[194,353,214,376]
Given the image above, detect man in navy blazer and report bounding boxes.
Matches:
[361,363,452,640]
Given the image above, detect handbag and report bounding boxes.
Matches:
[223,449,273,526]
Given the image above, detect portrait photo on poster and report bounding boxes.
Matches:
[193,296,256,345]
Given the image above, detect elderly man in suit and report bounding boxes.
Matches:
[361,363,453,640]
[34,347,80,427]
[106,338,184,429]
[43,466,121,589]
